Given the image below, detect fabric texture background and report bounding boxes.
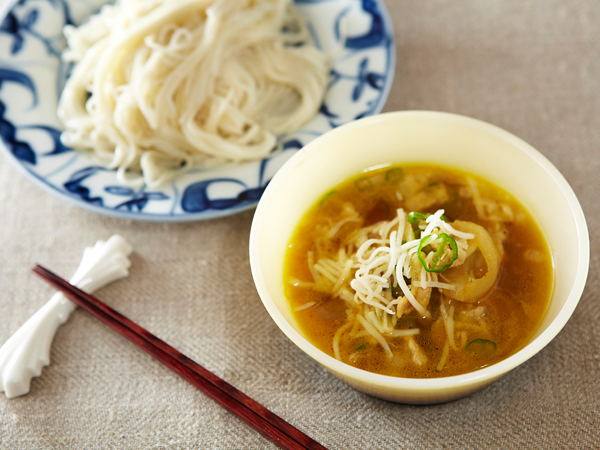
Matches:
[1,0,599,448]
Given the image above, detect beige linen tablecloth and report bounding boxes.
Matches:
[1,1,599,449]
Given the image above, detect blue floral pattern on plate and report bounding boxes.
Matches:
[0,0,395,221]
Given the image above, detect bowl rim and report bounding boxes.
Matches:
[249,110,590,389]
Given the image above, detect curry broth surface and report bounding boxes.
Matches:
[284,164,553,378]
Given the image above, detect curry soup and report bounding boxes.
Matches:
[283,164,553,378]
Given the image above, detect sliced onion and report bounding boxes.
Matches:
[440,221,501,303]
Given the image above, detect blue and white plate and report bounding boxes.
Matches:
[0,0,395,221]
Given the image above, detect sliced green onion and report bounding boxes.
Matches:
[465,339,497,358]
[319,190,337,205]
[354,177,373,192]
[417,233,458,273]
[407,211,430,226]
[385,167,404,183]
[408,211,447,227]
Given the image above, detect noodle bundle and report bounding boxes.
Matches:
[58,0,329,187]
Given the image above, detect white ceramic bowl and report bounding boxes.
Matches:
[249,111,589,404]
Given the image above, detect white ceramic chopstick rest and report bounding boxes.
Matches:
[0,235,133,398]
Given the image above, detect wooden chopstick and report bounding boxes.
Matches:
[32,264,327,450]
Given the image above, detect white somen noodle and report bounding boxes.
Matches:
[58,0,329,187]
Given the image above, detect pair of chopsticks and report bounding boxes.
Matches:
[32,265,327,450]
